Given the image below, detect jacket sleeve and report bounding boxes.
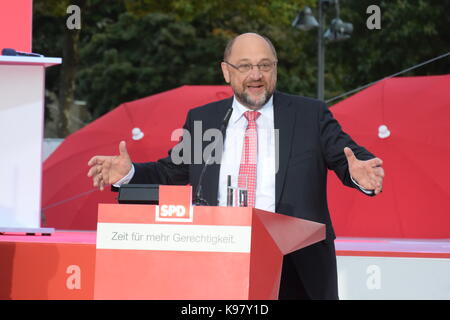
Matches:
[318,102,376,196]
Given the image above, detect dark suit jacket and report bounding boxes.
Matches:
[130,90,375,299]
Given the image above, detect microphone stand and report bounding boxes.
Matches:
[193,107,233,206]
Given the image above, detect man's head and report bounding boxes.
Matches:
[221,33,278,110]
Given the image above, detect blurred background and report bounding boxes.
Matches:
[33,0,450,138]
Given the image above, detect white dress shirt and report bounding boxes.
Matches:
[217,96,276,211]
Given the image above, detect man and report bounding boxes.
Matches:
[87,33,384,299]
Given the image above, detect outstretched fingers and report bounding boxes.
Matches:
[369,167,383,193]
[101,160,112,187]
[373,166,385,178]
[87,155,106,168]
[87,163,101,178]
[368,157,383,168]
[87,156,107,190]
[93,170,102,188]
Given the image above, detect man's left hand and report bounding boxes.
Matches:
[344,147,384,195]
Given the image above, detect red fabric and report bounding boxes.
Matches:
[42,85,233,230]
[0,0,32,52]
[328,75,450,238]
[238,111,260,207]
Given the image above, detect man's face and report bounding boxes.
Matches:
[221,34,277,110]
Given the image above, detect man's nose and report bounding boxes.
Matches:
[248,66,263,80]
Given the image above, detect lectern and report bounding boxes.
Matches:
[0,56,61,234]
[94,185,325,299]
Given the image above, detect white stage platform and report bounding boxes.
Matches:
[335,238,450,299]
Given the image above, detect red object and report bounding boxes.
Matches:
[0,0,32,53]
[239,111,260,207]
[0,232,96,300]
[42,85,233,230]
[328,75,450,238]
[94,186,325,299]
[2,232,450,300]
[157,185,193,222]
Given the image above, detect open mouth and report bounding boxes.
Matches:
[246,84,265,93]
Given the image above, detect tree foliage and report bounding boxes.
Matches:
[327,0,450,101]
[32,0,450,135]
[77,12,228,117]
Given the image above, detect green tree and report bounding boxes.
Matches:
[326,0,450,103]
[34,0,127,136]
[33,0,450,134]
[77,0,318,117]
[77,12,228,117]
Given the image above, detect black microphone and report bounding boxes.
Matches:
[193,107,233,206]
[2,48,43,57]
[219,107,233,133]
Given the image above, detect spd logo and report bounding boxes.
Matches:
[155,185,193,222]
[159,205,186,217]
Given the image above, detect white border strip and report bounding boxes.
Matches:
[97,223,251,253]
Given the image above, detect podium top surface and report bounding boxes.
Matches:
[0,55,62,67]
[0,231,96,244]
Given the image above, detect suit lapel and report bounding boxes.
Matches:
[201,92,295,208]
[202,97,233,206]
[273,91,296,209]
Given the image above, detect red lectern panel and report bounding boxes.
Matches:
[94,187,325,299]
[0,0,32,52]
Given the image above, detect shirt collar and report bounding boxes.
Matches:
[230,95,274,125]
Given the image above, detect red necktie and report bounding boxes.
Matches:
[238,111,261,207]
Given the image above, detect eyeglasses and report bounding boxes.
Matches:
[223,60,277,73]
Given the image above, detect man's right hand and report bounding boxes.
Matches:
[87,141,132,191]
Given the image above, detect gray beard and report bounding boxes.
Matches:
[235,89,273,110]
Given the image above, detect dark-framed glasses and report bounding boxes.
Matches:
[223,60,277,73]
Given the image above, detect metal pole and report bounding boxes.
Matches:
[317,0,325,101]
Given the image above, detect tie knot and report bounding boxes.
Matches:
[244,111,261,122]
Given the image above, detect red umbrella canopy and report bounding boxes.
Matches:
[42,85,233,230]
[328,75,450,238]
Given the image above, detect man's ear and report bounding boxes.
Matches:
[221,62,230,83]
